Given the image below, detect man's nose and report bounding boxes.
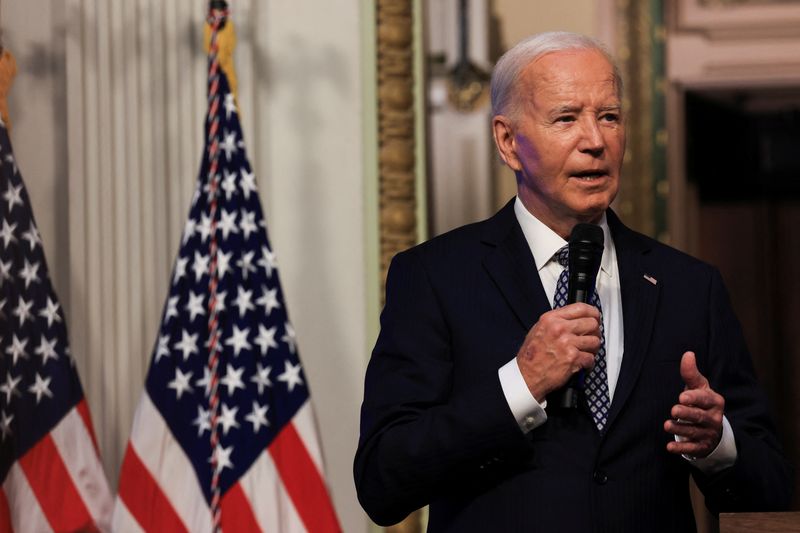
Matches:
[577,118,605,156]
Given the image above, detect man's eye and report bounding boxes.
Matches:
[555,116,576,123]
[601,113,619,122]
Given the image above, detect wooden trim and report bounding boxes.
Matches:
[376,0,418,294]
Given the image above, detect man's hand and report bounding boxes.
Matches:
[516,303,602,401]
[664,351,724,458]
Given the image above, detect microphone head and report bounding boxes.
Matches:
[567,223,604,304]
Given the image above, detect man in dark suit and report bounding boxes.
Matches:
[354,32,792,532]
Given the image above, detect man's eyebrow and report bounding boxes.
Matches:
[549,104,622,115]
[550,105,581,115]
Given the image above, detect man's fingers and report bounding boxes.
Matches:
[664,419,701,439]
[570,317,601,337]
[670,404,722,427]
[573,333,602,354]
[552,302,601,321]
[680,351,708,390]
[666,439,713,457]
[677,389,723,411]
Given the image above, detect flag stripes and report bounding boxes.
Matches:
[3,464,52,532]
[270,422,340,533]
[117,443,189,533]
[18,435,97,532]
[220,483,260,533]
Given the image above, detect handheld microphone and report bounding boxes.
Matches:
[556,223,604,409]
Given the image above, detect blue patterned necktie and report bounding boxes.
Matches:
[553,245,610,431]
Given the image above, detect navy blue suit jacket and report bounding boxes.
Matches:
[354,201,792,532]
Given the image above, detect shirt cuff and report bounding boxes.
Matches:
[498,358,547,433]
[680,415,737,474]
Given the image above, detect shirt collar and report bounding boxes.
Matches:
[513,196,615,277]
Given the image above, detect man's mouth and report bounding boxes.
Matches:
[571,169,608,180]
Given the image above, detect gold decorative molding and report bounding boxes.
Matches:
[375,5,425,532]
[377,0,418,292]
[615,0,668,241]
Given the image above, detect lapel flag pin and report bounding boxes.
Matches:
[644,274,658,285]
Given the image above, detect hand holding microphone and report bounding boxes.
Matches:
[515,224,604,405]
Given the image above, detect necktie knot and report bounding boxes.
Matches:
[555,245,569,268]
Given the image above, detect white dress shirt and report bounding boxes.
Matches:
[498,197,736,473]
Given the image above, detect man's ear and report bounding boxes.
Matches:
[492,115,521,171]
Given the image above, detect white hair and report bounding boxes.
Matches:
[490,31,623,119]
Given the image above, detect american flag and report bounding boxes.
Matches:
[0,120,113,530]
[113,19,340,533]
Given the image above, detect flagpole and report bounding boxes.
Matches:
[205,2,229,530]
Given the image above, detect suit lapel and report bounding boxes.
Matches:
[481,201,551,332]
[604,211,660,431]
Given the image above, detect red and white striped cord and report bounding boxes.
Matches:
[204,7,228,532]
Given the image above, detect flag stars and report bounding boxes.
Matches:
[282,323,297,354]
[185,291,206,322]
[3,182,22,212]
[202,176,219,204]
[245,401,269,432]
[254,325,278,357]
[28,373,53,404]
[193,405,211,437]
[21,223,41,251]
[258,246,277,278]
[0,373,21,404]
[164,296,179,323]
[218,209,239,240]
[218,403,240,435]
[214,290,228,313]
[192,251,209,282]
[216,249,233,279]
[173,256,188,285]
[240,168,257,199]
[39,297,61,328]
[221,169,238,200]
[220,129,239,161]
[220,364,246,396]
[19,258,40,289]
[167,367,194,400]
[0,219,16,249]
[5,154,17,175]
[234,286,255,318]
[237,250,257,280]
[155,334,171,363]
[198,213,213,242]
[34,336,58,365]
[211,443,234,474]
[256,286,281,316]
[182,218,196,244]
[277,360,304,392]
[5,334,28,366]
[196,366,212,397]
[224,325,251,357]
[240,210,258,240]
[251,363,272,394]
[0,411,12,441]
[224,92,237,119]
[12,296,33,327]
[174,329,199,361]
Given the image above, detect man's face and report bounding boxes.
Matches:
[493,48,625,238]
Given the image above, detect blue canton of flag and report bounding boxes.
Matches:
[0,117,112,530]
